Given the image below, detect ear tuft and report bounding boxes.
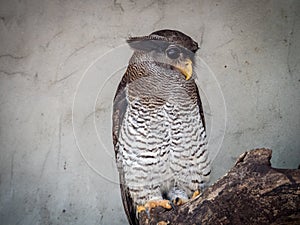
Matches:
[127,35,168,52]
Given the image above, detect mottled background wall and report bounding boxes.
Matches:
[0,0,299,224]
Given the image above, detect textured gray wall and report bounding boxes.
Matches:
[0,0,299,224]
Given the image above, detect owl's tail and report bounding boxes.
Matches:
[120,179,139,225]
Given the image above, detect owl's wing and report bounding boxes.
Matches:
[112,72,128,148]
[119,171,138,225]
[195,84,206,130]
[112,72,138,225]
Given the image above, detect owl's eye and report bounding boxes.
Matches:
[166,46,181,59]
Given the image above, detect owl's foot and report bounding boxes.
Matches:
[137,199,172,214]
[192,189,200,199]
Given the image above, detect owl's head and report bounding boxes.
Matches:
[127,29,199,80]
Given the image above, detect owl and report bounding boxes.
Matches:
[112,29,211,225]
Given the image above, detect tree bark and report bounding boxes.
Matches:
[139,148,300,225]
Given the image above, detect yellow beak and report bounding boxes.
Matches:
[175,58,193,80]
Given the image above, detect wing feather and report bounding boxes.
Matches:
[112,71,138,225]
[195,84,206,130]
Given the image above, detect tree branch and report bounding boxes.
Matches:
[139,148,300,225]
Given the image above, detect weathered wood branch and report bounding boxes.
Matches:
[139,148,300,225]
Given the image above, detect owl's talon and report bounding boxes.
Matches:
[137,205,146,214]
[137,199,172,217]
[192,189,200,199]
[136,205,150,219]
[145,199,172,210]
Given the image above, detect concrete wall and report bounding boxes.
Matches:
[0,0,299,224]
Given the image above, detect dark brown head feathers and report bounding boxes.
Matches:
[127,29,199,53]
[151,29,199,53]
